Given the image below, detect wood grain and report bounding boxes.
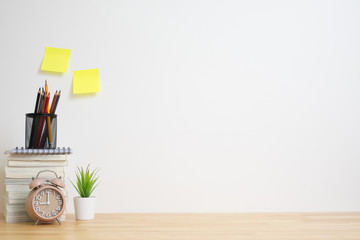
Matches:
[1,213,360,240]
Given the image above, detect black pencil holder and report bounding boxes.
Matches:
[26,113,57,149]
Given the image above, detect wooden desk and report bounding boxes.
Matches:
[1,213,360,240]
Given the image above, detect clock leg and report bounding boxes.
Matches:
[35,219,39,225]
[56,218,61,225]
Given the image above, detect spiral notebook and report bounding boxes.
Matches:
[5,147,72,155]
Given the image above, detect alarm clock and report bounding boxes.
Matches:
[26,170,66,225]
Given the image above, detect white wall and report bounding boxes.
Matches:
[0,0,360,213]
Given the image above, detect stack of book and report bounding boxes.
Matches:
[4,153,68,223]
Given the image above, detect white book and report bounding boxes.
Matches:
[6,184,30,192]
[4,195,26,204]
[4,190,68,202]
[4,211,67,223]
[6,191,30,199]
[6,154,67,161]
[5,178,46,185]
[5,181,67,192]
[3,190,68,204]
[4,209,28,216]
[4,210,67,223]
[8,160,68,167]
[5,203,26,212]
[4,210,32,223]
[5,166,65,179]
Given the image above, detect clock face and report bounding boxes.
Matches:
[32,187,64,219]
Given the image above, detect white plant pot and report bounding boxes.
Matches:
[74,196,96,220]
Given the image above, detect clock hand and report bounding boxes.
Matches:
[46,192,50,205]
[39,204,48,215]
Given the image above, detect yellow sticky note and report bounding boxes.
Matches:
[73,69,100,94]
[41,47,71,73]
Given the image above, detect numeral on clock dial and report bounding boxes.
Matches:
[34,201,38,206]
[52,211,57,216]
[56,206,61,211]
[58,200,62,205]
[35,195,41,200]
[46,212,51,217]
[35,207,40,212]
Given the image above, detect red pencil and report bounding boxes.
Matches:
[35,92,50,148]
[50,90,58,114]
[52,90,61,114]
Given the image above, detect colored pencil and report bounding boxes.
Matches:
[28,80,61,148]
[50,91,58,114]
[35,92,49,148]
[45,80,48,94]
[34,88,41,113]
[28,88,41,148]
[52,90,61,114]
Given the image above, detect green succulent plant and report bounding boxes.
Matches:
[69,164,100,198]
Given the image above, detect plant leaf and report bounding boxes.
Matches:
[69,164,100,198]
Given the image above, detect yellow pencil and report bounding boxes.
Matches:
[46,92,53,145]
[45,80,48,94]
